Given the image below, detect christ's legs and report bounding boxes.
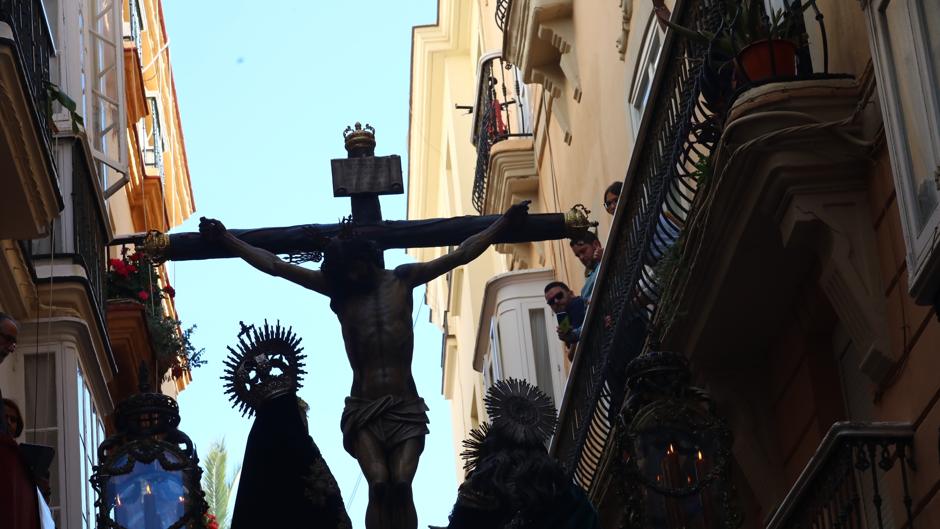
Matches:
[354,431,392,529]
[388,437,424,529]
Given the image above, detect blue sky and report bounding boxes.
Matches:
[160,1,454,527]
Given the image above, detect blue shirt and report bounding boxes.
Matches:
[581,264,599,302]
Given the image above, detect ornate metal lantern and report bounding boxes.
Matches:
[91,366,207,529]
[616,350,740,529]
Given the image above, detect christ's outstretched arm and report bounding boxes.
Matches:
[199,217,331,296]
[395,201,530,287]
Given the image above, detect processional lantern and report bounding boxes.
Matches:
[617,350,741,529]
[91,364,207,529]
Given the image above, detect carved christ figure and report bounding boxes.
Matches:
[199,201,529,529]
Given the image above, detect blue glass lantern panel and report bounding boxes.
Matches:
[104,459,188,529]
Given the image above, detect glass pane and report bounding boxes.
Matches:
[885,2,939,229]
[528,309,556,408]
[104,460,188,529]
[25,354,57,429]
[925,1,940,89]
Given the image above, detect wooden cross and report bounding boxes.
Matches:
[122,123,595,262]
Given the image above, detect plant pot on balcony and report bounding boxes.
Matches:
[735,39,797,85]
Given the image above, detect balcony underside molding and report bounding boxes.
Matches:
[485,138,540,262]
[0,28,61,239]
[503,0,579,144]
[659,79,892,383]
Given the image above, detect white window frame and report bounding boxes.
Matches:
[628,14,665,136]
[864,0,940,304]
[86,0,128,178]
[20,343,106,529]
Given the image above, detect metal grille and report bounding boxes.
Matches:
[766,423,915,529]
[471,56,531,213]
[551,0,723,485]
[495,0,512,31]
[0,0,54,151]
[72,142,107,319]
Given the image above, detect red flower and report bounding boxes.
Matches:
[163,285,176,298]
[114,265,129,278]
[129,252,141,262]
[137,290,150,301]
[108,258,123,268]
[125,264,137,274]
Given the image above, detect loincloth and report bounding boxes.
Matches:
[340,395,430,456]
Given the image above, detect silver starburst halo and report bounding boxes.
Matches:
[484,378,557,446]
[222,320,307,417]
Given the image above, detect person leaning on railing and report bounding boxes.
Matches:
[545,282,587,360]
[569,232,604,303]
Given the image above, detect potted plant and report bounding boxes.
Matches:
[665,0,812,85]
[107,248,205,380]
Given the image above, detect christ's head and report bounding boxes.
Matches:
[322,237,383,289]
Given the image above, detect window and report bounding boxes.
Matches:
[528,308,555,407]
[865,0,940,302]
[22,349,105,529]
[77,369,105,529]
[87,0,128,189]
[628,14,665,135]
[143,95,165,178]
[24,353,61,525]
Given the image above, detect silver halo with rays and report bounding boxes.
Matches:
[222,320,306,417]
[484,378,557,446]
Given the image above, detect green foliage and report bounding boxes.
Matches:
[106,249,204,378]
[43,81,84,133]
[201,439,240,529]
[664,0,814,57]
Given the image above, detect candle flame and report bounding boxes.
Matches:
[144,483,152,495]
[697,450,704,461]
[115,494,122,507]
[179,496,185,503]
[656,474,662,482]
[667,443,676,455]
[687,475,693,484]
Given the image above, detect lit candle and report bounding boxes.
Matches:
[143,482,160,529]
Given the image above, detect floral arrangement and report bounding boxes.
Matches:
[203,513,219,529]
[107,248,205,379]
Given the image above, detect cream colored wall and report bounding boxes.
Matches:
[409,0,654,482]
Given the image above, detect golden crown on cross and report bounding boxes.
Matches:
[343,122,376,151]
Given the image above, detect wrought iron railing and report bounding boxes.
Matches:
[495,0,512,32]
[143,96,165,180]
[551,0,834,492]
[125,0,143,58]
[0,0,55,150]
[550,0,723,488]
[471,55,531,213]
[766,422,916,529]
[72,142,108,317]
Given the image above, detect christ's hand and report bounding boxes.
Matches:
[199,217,228,242]
[502,200,530,227]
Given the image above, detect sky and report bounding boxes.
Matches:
[159,1,454,527]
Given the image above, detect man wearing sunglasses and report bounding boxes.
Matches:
[544,282,586,358]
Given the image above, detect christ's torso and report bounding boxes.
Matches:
[330,269,417,400]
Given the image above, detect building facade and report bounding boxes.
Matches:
[0,0,194,526]
[410,0,940,527]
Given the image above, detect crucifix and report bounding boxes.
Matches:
[122,123,594,529]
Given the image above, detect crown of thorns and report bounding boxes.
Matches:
[222,321,306,417]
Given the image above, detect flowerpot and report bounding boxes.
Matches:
[736,39,797,84]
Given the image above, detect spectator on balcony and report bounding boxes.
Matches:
[0,313,18,366]
[603,181,622,216]
[545,282,586,355]
[3,399,23,440]
[569,232,604,302]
